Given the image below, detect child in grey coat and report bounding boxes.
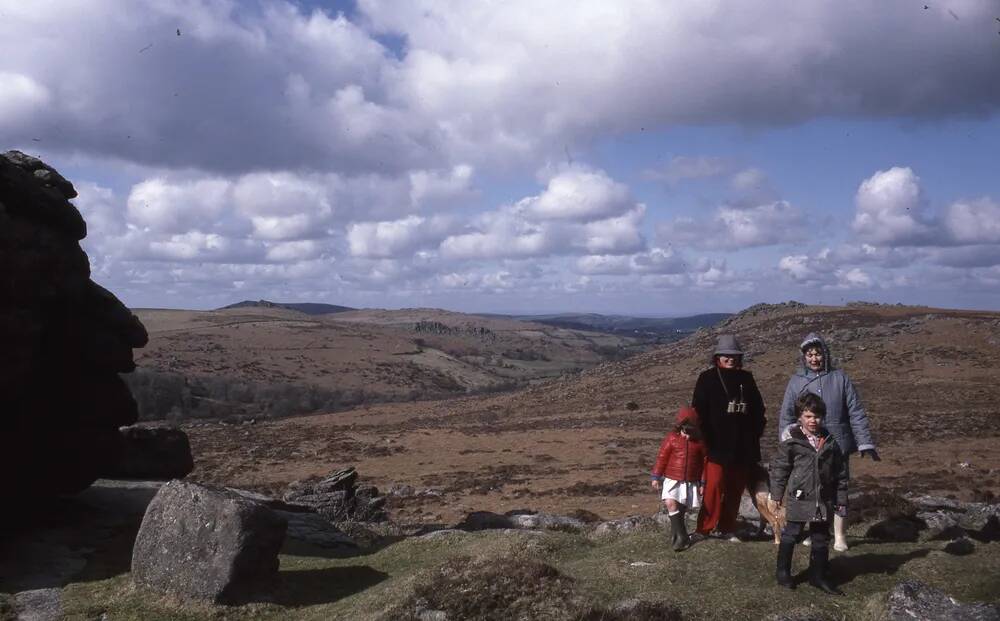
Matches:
[770,392,848,595]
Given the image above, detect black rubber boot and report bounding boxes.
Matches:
[669,511,690,551]
[776,541,795,589]
[808,547,844,595]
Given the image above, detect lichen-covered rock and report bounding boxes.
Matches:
[878,580,1000,621]
[592,515,656,537]
[507,512,585,532]
[131,480,287,604]
[0,150,147,496]
[918,511,964,541]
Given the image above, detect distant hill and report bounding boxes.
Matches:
[220,300,355,315]
[126,305,642,422]
[499,312,731,337]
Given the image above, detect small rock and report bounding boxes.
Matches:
[458,511,513,530]
[958,505,1000,540]
[387,483,416,497]
[507,512,585,532]
[906,494,966,512]
[882,580,1000,620]
[593,515,654,537]
[918,511,965,541]
[943,537,975,556]
[12,588,63,621]
[867,517,922,542]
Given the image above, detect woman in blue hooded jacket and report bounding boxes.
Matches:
[778,332,878,551]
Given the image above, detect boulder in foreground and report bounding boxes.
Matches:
[131,480,286,604]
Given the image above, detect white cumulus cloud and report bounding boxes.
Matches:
[852,167,936,245]
[518,167,633,222]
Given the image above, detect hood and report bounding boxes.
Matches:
[674,405,699,427]
[781,422,831,443]
[797,332,834,374]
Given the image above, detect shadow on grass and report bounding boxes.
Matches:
[0,485,157,591]
[281,523,454,561]
[831,548,931,584]
[275,565,389,607]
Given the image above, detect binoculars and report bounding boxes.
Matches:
[727,400,747,414]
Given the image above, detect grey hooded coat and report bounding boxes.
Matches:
[778,333,875,455]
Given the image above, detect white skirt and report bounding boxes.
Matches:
[660,477,702,508]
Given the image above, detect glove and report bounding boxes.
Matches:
[860,448,881,462]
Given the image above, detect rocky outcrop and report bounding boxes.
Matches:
[856,494,1000,544]
[283,467,388,522]
[131,480,287,604]
[0,150,148,496]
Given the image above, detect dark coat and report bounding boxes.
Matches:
[770,424,849,522]
[651,432,707,482]
[692,366,766,466]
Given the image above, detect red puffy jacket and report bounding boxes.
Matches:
[651,432,707,482]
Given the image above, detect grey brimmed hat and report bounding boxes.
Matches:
[713,334,744,356]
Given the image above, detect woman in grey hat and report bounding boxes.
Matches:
[692,334,767,541]
[779,332,878,552]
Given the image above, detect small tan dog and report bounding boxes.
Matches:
[749,463,786,544]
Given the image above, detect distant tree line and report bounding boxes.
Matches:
[122,368,380,422]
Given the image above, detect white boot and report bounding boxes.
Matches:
[833,514,849,552]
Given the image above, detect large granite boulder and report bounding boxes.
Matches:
[1,150,147,496]
[104,426,194,480]
[131,480,287,604]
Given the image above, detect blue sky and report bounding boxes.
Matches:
[3,0,1000,314]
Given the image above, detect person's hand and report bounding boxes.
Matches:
[860,448,881,462]
[835,505,848,517]
[771,497,782,509]
[651,479,661,490]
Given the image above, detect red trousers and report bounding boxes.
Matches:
[696,460,750,535]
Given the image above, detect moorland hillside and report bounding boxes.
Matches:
[127,306,647,420]
[185,302,1000,524]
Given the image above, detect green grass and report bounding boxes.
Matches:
[54,531,1000,621]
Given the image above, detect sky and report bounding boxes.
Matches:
[3,0,1000,315]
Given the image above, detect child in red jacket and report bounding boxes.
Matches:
[651,406,707,551]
